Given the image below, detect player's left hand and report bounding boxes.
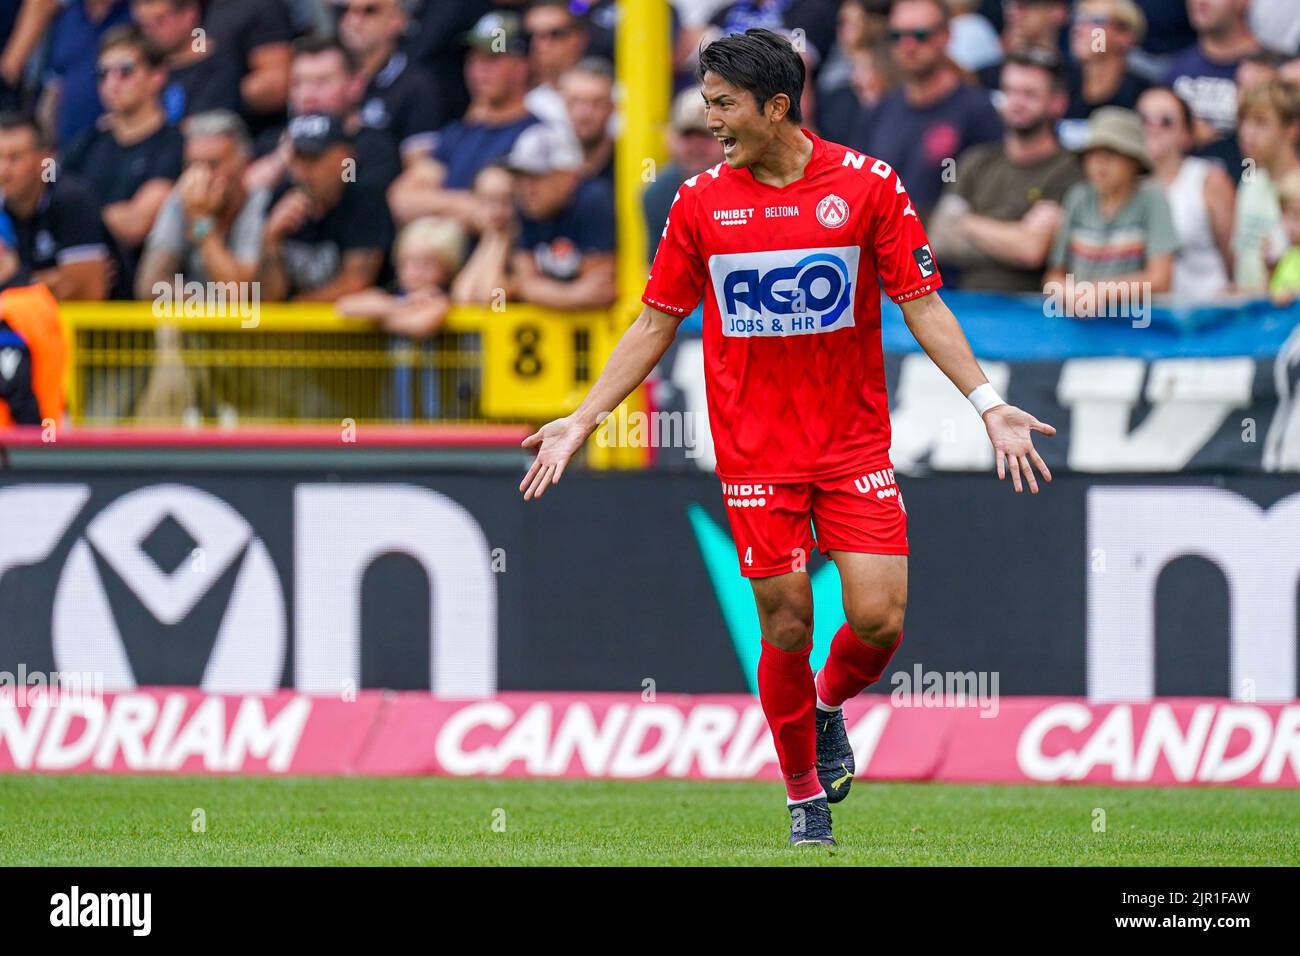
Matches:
[983,404,1056,494]
[519,415,590,501]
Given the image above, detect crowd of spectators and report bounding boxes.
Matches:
[0,0,1299,329]
[0,0,625,331]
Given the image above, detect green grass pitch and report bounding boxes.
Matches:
[1,775,1295,866]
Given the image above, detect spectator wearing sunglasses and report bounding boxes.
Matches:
[1138,85,1234,300]
[524,0,590,129]
[131,0,244,123]
[6,0,133,146]
[855,0,1001,219]
[1058,0,1151,150]
[61,25,183,292]
[341,0,446,164]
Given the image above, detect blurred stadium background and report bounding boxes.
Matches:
[0,0,1299,864]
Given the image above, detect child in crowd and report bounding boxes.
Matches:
[336,216,465,336]
[450,163,517,306]
[1045,106,1177,317]
[1269,169,1300,305]
[1233,79,1300,292]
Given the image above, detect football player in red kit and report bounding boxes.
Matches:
[520,29,1054,846]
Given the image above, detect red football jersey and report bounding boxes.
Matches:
[643,130,943,482]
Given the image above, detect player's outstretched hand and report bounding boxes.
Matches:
[983,404,1056,494]
[520,415,589,501]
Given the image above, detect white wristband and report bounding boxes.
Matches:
[967,383,1006,416]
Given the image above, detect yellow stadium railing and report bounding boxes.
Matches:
[60,301,612,429]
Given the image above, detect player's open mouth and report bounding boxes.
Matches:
[719,136,737,154]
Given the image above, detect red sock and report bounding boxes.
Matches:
[815,624,903,709]
[757,639,823,802]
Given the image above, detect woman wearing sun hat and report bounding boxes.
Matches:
[1043,105,1179,317]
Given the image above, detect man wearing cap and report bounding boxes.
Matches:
[509,122,615,310]
[0,210,65,427]
[642,86,724,262]
[1045,106,1177,317]
[259,113,394,301]
[244,36,403,195]
[387,10,540,229]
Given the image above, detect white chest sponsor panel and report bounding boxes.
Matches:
[708,245,860,338]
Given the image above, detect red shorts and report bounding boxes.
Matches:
[720,463,909,578]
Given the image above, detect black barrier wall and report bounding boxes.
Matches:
[1,471,1297,698]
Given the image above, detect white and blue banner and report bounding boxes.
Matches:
[656,292,1300,474]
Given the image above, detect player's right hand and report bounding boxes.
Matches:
[519,415,589,501]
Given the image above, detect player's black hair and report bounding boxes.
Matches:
[697,29,804,124]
